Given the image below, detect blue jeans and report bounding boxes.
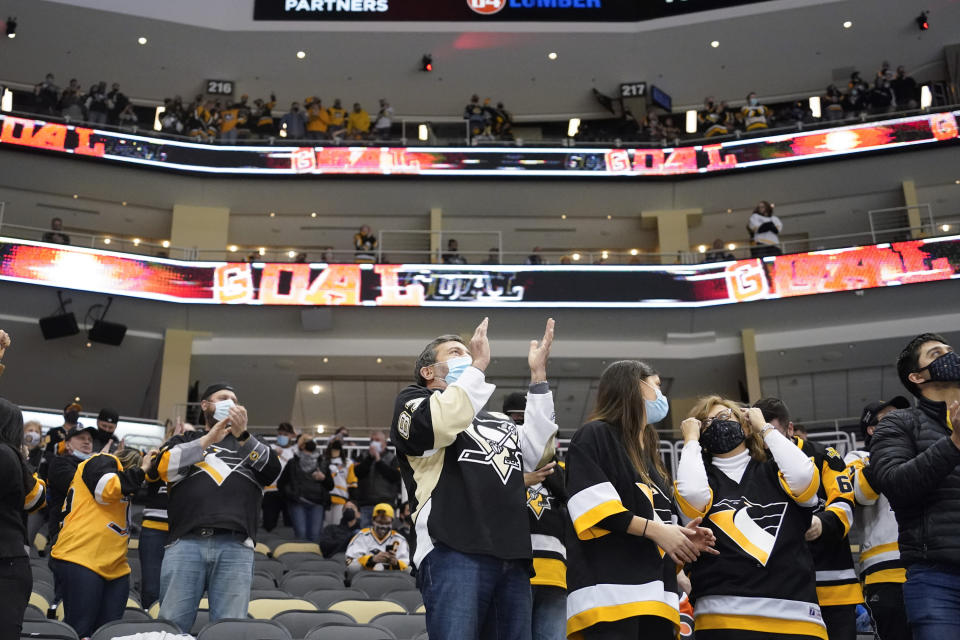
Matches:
[532,585,566,640]
[903,563,960,640]
[417,543,533,640]
[158,534,254,632]
[138,527,167,608]
[51,559,128,638]
[288,501,326,542]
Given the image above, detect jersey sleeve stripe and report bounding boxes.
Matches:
[675,485,712,521]
[778,466,820,505]
[568,482,628,540]
[94,473,119,505]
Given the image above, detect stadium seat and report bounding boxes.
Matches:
[251,589,294,600]
[328,552,347,564]
[303,625,397,640]
[294,558,347,575]
[350,573,416,599]
[126,595,141,609]
[31,564,55,585]
[370,613,427,640]
[149,596,208,619]
[255,558,286,582]
[21,619,79,640]
[414,604,425,614]
[272,610,357,638]
[34,532,48,553]
[280,571,346,595]
[128,537,139,550]
[29,590,50,611]
[197,618,292,640]
[302,588,366,610]
[90,618,180,640]
[121,607,152,621]
[255,542,272,556]
[278,552,327,570]
[329,600,406,624]
[31,580,55,606]
[273,542,322,558]
[253,571,279,590]
[381,590,423,613]
[248,597,318,619]
[413,634,428,640]
[23,603,47,620]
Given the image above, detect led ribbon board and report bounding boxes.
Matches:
[0,111,956,177]
[1,236,957,308]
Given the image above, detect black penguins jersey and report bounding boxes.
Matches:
[391,367,557,567]
[527,461,567,589]
[676,455,826,640]
[796,438,863,607]
[565,421,680,639]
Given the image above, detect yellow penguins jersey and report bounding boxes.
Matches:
[677,451,825,640]
[526,460,567,589]
[796,438,863,607]
[345,527,410,572]
[699,109,730,137]
[844,450,905,585]
[51,453,145,579]
[739,104,771,130]
[328,457,357,505]
[328,107,347,127]
[565,421,680,639]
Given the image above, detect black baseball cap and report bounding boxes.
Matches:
[502,392,526,415]
[66,425,98,441]
[97,408,119,424]
[200,382,235,401]
[860,396,911,436]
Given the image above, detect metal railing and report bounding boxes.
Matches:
[0,220,198,259]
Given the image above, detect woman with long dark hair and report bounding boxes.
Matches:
[566,360,717,639]
[0,397,47,640]
[675,396,825,639]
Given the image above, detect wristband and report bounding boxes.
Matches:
[642,518,650,538]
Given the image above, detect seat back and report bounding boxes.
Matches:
[303,625,397,640]
[329,600,406,624]
[369,613,427,640]
[90,618,180,640]
[381,590,423,613]
[350,573,416,599]
[271,610,356,638]
[248,597,318,619]
[280,571,345,595]
[302,588,366,610]
[20,619,79,640]
[273,542,322,558]
[197,618,293,640]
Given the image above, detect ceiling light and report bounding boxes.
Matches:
[316,424,325,433]
[710,40,720,48]
[842,20,852,29]
[137,36,147,45]
[161,240,170,248]
[269,211,276,218]
[697,244,707,253]
[72,194,78,199]
[727,243,736,251]
[103,238,111,245]
[726,208,733,213]
[547,52,558,60]
[941,224,951,232]
[685,109,697,134]
[630,249,639,256]
[287,250,297,258]
[310,212,317,218]
[571,252,581,261]
[85,342,92,348]
[561,214,567,220]
[296,50,306,59]
[74,396,80,402]
[132,238,141,246]
[322,357,329,363]
[258,247,265,256]
[606,215,612,220]
[376,357,383,364]
[955,179,960,184]
[228,245,238,252]
[121,201,127,206]
[310,384,321,395]
[601,250,609,260]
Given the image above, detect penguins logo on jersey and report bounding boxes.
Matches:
[458,417,521,484]
[526,485,551,519]
[194,444,255,486]
[709,497,788,566]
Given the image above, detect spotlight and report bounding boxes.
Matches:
[916,12,929,31]
[420,54,433,72]
[5,17,17,39]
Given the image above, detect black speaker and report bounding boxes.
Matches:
[39,313,79,340]
[88,320,127,346]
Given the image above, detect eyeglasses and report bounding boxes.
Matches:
[703,410,735,428]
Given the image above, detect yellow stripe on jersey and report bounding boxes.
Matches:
[696,614,827,640]
[195,461,224,485]
[141,520,169,531]
[531,557,566,589]
[709,509,774,566]
[864,568,906,585]
[568,600,679,637]
[568,482,628,541]
[825,502,853,534]
[779,466,820,504]
[675,485,713,520]
[860,542,899,562]
[816,582,863,606]
[24,475,46,512]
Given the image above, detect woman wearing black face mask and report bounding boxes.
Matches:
[676,396,825,640]
[565,360,717,640]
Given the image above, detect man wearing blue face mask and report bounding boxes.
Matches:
[153,382,281,633]
[262,422,297,532]
[391,317,559,640]
[870,333,960,640]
